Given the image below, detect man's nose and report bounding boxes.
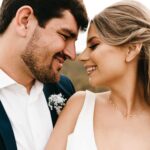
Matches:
[63,42,76,60]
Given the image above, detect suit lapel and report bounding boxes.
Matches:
[49,106,58,127]
[0,101,17,150]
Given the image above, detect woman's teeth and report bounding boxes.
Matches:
[86,66,97,75]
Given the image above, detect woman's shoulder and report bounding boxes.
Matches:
[67,90,97,108]
[66,90,87,112]
[58,90,95,127]
[56,91,87,125]
[67,90,110,105]
[68,90,86,102]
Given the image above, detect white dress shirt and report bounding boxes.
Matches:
[0,70,53,150]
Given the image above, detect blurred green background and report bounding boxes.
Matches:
[61,58,107,92]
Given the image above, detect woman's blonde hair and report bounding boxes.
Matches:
[93,0,150,103]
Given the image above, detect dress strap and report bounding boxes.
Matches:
[66,90,97,150]
[73,90,96,138]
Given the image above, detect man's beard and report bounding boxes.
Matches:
[21,30,60,83]
[21,49,60,83]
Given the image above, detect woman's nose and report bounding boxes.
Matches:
[78,48,90,62]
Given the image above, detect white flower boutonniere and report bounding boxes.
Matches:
[48,93,67,115]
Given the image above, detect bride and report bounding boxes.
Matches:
[45,1,150,149]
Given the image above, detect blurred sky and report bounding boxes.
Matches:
[0,0,150,53]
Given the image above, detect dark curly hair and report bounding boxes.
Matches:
[0,0,88,33]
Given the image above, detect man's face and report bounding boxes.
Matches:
[21,10,78,83]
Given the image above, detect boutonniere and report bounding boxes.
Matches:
[48,93,67,115]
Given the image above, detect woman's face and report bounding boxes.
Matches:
[79,23,128,88]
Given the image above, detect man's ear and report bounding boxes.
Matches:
[125,43,142,62]
[15,6,35,37]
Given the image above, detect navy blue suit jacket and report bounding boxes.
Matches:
[0,75,75,150]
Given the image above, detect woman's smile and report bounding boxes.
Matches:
[85,65,97,75]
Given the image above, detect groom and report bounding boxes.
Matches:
[0,0,88,149]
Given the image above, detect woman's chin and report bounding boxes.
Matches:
[88,77,106,89]
[89,78,99,88]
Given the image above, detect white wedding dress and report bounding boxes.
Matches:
[66,90,97,150]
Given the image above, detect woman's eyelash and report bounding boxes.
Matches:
[89,44,98,50]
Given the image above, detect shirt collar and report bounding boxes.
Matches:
[0,69,44,95]
[0,69,16,89]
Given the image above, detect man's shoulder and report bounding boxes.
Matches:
[58,74,74,87]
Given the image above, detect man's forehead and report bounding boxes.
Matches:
[62,11,78,27]
[57,14,78,37]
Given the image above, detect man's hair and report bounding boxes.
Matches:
[0,0,88,33]
[93,0,150,103]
